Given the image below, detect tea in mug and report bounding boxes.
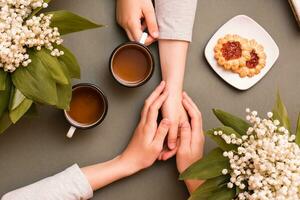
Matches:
[112,44,152,84]
[67,87,104,125]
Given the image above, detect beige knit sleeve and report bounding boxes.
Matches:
[154,0,198,42]
[1,164,93,200]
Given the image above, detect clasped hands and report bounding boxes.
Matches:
[119,81,205,192]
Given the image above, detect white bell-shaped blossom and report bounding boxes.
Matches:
[0,0,63,72]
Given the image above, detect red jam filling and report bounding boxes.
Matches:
[246,50,259,68]
[221,41,242,60]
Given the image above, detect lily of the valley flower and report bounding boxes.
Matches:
[216,109,300,200]
[0,0,63,72]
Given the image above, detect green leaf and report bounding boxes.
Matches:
[35,48,69,85]
[9,98,33,124]
[55,45,80,79]
[272,92,291,131]
[27,0,52,19]
[206,126,240,151]
[213,109,250,135]
[206,186,236,200]
[0,75,11,118]
[0,112,12,134]
[189,176,230,200]
[0,70,7,90]
[55,61,72,110]
[25,103,38,117]
[296,113,300,146]
[189,193,213,200]
[9,87,26,111]
[180,148,229,180]
[56,83,72,110]
[12,50,58,105]
[47,10,103,35]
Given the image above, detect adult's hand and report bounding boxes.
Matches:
[82,82,170,191]
[120,81,170,173]
[176,92,205,193]
[116,0,159,46]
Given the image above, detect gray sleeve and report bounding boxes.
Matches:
[1,164,93,200]
[154,0,198,42]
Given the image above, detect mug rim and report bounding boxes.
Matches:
[109,41,155,88]
[64,83,108,129]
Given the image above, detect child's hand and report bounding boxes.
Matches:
[120,81,170,174]
[176,92,205,193]
[116,0,159,46]
[158,95,188,160]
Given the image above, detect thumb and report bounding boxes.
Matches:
[179,121,191,149]
[143,6,159,39]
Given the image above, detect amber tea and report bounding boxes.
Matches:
[67,86,104,125]
[110,43,154,87]
[64,84,108,138]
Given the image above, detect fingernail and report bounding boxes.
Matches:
[152,31,159,38]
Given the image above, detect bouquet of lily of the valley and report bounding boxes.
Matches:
[0,0,102,133]
[180,94,300,200]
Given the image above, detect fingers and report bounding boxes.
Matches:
[141,81,165,122]
[141,21,147,31]
[130,20,156,46]
[159,122,192,161]
[127,19,143,42]
[125,29,134,41]
[182,92,202,130]
[126,16,157,46]
[144,36,157,46]
[168,124,178,150]
[142,4,159,40]
[179,121,192,148]
[182,92,201,113]
[182,92,204,143]
[153,119,170,147]
[161,146,177,161]
[146,89,168,125]
[141,20,157,46]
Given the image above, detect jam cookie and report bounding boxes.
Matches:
[214,34,249,71]
[238,39,266,77]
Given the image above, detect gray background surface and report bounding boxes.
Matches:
[0,0,299,199]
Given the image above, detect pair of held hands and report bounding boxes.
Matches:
[119,81,205,177]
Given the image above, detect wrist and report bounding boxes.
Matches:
[118,154,142,176]
[165,82,183,95]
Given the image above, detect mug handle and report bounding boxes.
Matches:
[66,126,76,138]
[139,32,148,45]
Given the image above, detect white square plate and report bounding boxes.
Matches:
[204,15,279,90]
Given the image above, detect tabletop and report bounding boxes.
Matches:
[0,0,300,199]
